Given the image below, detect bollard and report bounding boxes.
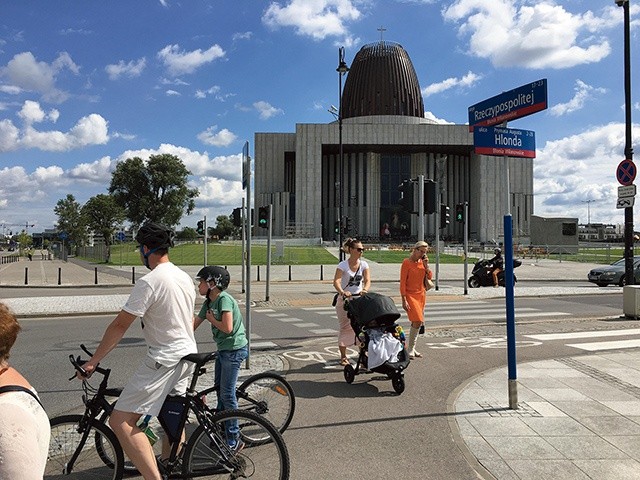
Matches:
[320,265,323,280]
[94,267,98,285]
[257,265,260,282]
[132,267,136,285]
[58,267,61,285]
[24,267,28,285]
[288,265,292,281]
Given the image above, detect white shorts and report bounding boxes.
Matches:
[115,355,193,417]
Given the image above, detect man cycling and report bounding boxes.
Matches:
[78,222,197,480]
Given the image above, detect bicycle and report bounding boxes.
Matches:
[45,348,291,479]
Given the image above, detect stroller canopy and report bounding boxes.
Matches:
[346,292,401,330]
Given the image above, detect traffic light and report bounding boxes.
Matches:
[258,206,269,228]
[398,180,415,213]
[342,216,352,235]
[334,221,340,235]
[455,203,464,223]
[424,180,437,214]
[196,220,204,235]
[440,205,450,229]
[231,207,242,227]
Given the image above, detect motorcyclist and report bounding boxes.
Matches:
[489,247,504,287]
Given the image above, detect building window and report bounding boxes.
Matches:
[562,222,577,236]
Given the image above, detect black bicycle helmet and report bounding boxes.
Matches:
[494,248,502,254]
[135,222,175,249]
[196,265,230,290]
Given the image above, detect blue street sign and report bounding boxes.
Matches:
[473,126,536,158]
[468,79,547,131]
[617,159,636,186]
[58,231,68,240]
[116,231,126,241]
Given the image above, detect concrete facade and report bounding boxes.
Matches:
[255,115,533,243]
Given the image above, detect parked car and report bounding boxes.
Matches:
[588,256,640,287]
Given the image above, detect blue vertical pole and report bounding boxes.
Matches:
[504,213,517,409]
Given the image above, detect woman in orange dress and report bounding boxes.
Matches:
[400,241,432,359]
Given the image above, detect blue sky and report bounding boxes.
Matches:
[0,0,638,234]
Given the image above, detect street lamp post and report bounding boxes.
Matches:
[337,47,349,260]
[616,0,634,285]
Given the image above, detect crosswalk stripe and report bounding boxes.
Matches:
[250,341,278,348]
[525,329,640,341]
[566,339,640,352]
[310,329,338,334]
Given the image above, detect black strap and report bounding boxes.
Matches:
[0,385,44,409]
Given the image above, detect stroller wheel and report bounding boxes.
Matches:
[392,375,405,394]
[344,364,355,384]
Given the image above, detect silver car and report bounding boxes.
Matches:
[588,256,640,287]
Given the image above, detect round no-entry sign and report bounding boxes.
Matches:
[617,159,636,186]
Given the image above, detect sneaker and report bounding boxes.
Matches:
[228,440,245,455]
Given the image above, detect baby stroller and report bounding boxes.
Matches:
[343,292,410,394]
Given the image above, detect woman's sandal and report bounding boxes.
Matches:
[340,358,350,366]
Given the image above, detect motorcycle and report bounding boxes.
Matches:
[467,258,522,288]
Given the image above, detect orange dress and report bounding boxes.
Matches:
[400,258,431,322]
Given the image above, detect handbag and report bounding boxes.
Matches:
[423,268,434,291]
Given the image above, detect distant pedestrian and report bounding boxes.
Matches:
[332,238,371,366]
[400,241,432,359]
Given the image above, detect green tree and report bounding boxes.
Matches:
[17,230,33,254]
[54,194,87,254]
[81,194,126,263]
[109,154,199,228]
[176,227,198,241]
[213,214,238,239]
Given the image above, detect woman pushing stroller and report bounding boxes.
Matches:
[333,238,371,366]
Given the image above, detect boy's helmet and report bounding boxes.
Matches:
[196,266,230,290]
[135,222,175,249]
[494,248,502,254]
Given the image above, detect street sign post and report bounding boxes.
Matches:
[468,79,547,131]
[473,126,536,158]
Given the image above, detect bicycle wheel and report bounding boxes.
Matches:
[182,409,290,479]
[46,414,124,480]
[237,371,295,440]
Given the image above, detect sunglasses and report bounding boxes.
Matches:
[355,247,364,252]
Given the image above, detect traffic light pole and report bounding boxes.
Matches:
[266,204,272,302]
[417,175,425,241]
[203,215,207,267]
[463,202,469,295]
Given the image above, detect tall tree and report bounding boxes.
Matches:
[109,154,199,227]
[54,194,87,254]
[81,194,126,262]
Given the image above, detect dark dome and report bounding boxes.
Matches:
[341,41,424,120]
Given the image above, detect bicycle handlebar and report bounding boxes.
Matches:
[68,344,109,381]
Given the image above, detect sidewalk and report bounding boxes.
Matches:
[452,351,640,479]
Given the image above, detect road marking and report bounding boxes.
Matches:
[250,341,279,348]
[310,328,337,335]
[292,322,319,328]
[266,313,288,317]
[566,339,640,351]
[276,317,304,322]
[255,308,275,313]
[525,329,640,341]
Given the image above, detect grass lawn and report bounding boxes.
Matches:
[106,243,472,266]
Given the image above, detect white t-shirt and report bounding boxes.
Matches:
[337,259,369,295]
[123,262,197,366]
[0,390,50,480]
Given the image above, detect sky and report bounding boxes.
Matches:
[0,0,639,234]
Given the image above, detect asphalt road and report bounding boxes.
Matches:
[12,293,639,480]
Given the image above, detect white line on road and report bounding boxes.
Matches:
[566,339,640,351]
[525,329,640,341]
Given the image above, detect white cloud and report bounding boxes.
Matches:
[157,43,225,76]
[232,31,253,42]
[105,57,146,80]
[196,177,244,208]
[0,51,79,103]
[0,85,22,95]
[165,89,181,96]
[197,125,237,147]
[0,108,109,152]
[422,71,482,97]
[443,1,614,69]
[253,100,283,119]
[16,100,59,125]
[550,80,607,116]
[534,122,640,222]
[262,0,362,40]
[424,111,454,124]
[68,156,113,183]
